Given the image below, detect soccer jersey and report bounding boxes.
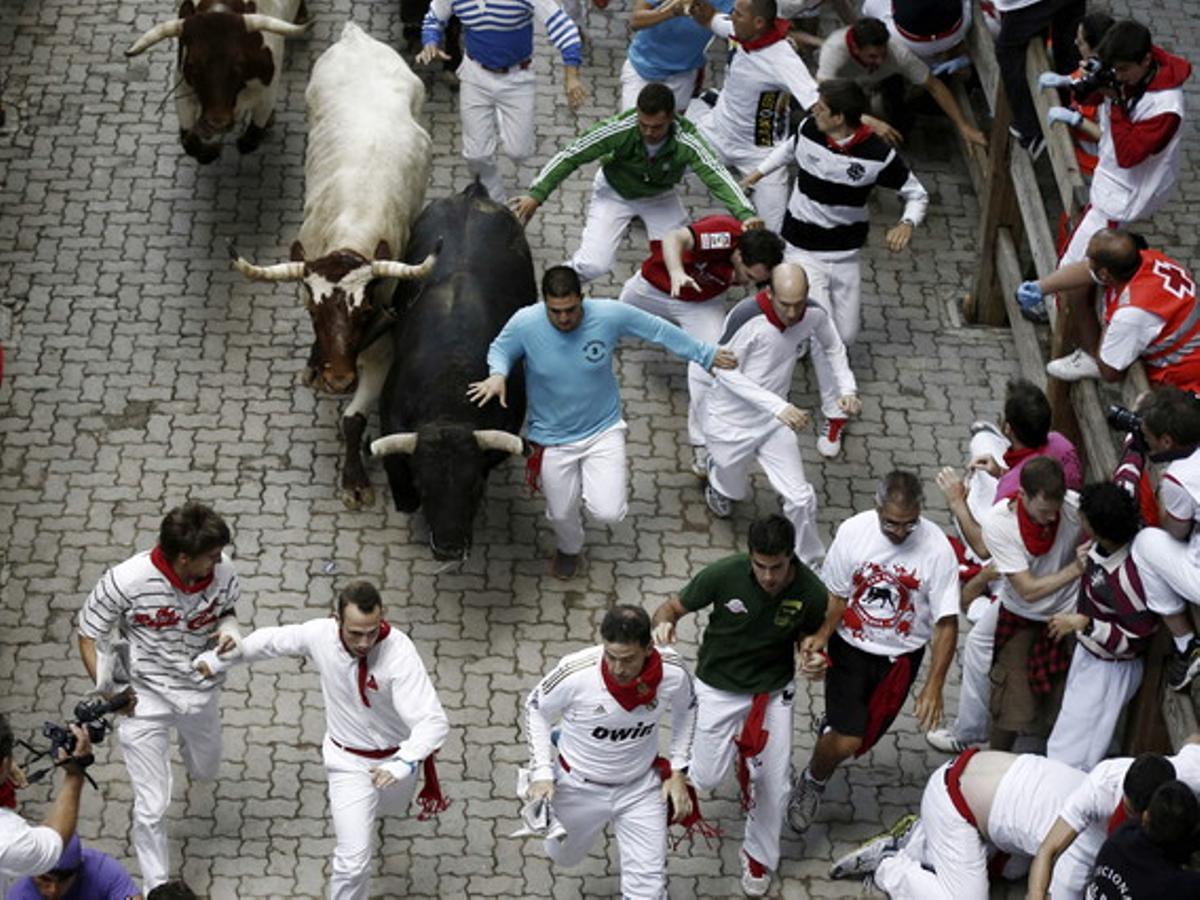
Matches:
[824,510,960,656]
[679,553,827,693]
[524,645,696,783]
[982,496,1083,621]
[640,215,742,302]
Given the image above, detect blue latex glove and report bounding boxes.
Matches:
[1016,281,1044,310]
[932,55,972,77]
[1038,71,1073,90]
[1047,106,1083,127]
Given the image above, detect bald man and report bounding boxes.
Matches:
[702,263,860,564]
[1018,229,1200,393]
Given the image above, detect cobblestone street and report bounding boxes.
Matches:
[1,0,1197,897]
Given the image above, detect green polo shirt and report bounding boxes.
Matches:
[680,553,827,694]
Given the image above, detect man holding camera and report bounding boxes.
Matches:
[0,715,94,895]
[76,502,242,893]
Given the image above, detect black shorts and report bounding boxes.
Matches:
[824,631,925,739]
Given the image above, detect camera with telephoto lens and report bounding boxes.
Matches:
[1072,57,1119,101]
[1106,404,1143,434]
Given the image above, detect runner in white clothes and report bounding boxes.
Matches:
[1027,738,1200,899]
[196,581,450,900]
[833,750,1094,899]
[76,502,242,893]
[522,605,697,899]
[702,262,860,564]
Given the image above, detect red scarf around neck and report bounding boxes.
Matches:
[1016,497,1059,556]
[151,545,214,594]
[602,646,664,711]
[1107,801,1130,834]
[342,620,392,707]
[737,17,790,52]
[755,289,789,332]
[826,124,875,154]
[1002,444,1043,471]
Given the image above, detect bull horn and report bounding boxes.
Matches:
[371,433,418,456]
[230,253,305,282]
[125,19,185,56]
[474,430,526,456]
[242,14,312,37]
[371,252,437,281]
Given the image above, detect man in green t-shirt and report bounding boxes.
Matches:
[651,514,827,898]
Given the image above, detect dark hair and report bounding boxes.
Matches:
[876,470,923,509]
[1137,387,1200,445]
[1079,482,1139,546]
[0,713,12,761]
[636,82,676,117]
[1004,378,1052,448]
[541,265,582,301]
[818,78,867,127]
[600,605,652,647]
[1123,753,1176,814]
[158,502,231,561]
[1097,20,1153,66]
[1145,780,1200,856]
[851,17,890,49]
[747,514,795,557]
[1089,230,1142,282]
[337,581,383,617]
[147,882,199,900]
[1077,11,1116,51]
[747,0,777,23]
[737,229,785,270]
[1019,456,1066,502]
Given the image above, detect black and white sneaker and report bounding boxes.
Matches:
[1167,638,1200,692]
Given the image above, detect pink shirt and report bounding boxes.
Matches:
[994,432,1083,501]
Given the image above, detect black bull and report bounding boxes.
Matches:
[376,182,534,559]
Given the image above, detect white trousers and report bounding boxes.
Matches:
[1047,645,1144,771]
[542,422,628,555]
[323,736,419,900]
[1132,527,1200,615]
[706,423,825,564]
[571,170,688,283]
[1059,205,1122,267]
[458,56,537,206]
[546,762,668,900]
[619,271,726,446]
[693,109,788,232]
[951,598,998,745]
[689,680,794,871]
[118,697,223,892]
[783,245,862,419]
[620,58,698,116]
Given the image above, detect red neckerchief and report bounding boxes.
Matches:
[826,124,875,154]
[755,289,789,332]
[601,646,664,711]
[417,753,451,820]
[150,545,213,594]
[734,693,771,810]
[1107,801,1130,834]
[525,443,545,494]
[736,17,790,52]
[846,28,880,72]
[1002,444,1042,470]
[1016,497,1059,556]
[341,620,392,707]
[0,779,15,810]
[651,757,723,848]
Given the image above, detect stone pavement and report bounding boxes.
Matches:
[0,0,1194,897]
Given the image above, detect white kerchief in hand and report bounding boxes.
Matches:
[510,767,567,840]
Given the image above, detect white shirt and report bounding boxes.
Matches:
[982,496,1082,621]
[701,18,819,154]
[1162,449,1200,564]
[1092,85,1187,222]
[0,810,62,885]
[221,618,449,769]
[77,550,240,715]
[524,645,696,784]
[989,755,1087,857]
[705,298,855,441]
[1100,305,1167,370]
[824,510,960,656]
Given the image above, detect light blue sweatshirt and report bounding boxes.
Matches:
[487,299,718,446]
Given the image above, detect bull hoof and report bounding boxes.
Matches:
[340,483,375,510]
[237,123,269,155]
[182,132,220,164]
[300,366,322,390]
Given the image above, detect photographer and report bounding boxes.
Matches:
[0,714,93,893]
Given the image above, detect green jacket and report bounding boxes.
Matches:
[527,110,756,221]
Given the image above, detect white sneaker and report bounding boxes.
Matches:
[740,851,771,897]
[690,445,709,478]
[817,418,848,458]
[925,727,968,754]
[1046,348,1101,381]
[829,813,919,878]
[705,482,733,518]
[787,774,823,831]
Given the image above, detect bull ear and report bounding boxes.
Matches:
[374,240,392,261]
[290,241,305,262]
[180,1,195,16]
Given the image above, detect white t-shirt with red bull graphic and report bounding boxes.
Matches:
[823,510,960,657]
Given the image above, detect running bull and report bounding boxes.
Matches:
[370,182,535,560]
[231,21,434,507]
[125,0,310,163]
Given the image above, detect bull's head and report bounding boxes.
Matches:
[230,240,435,394]
[371,427,525,560]
[126,1,309,138]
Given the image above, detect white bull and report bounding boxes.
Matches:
[231,21,434,508]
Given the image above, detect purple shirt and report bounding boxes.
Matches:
[995,431,1083,500]
[6,849,139,900]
